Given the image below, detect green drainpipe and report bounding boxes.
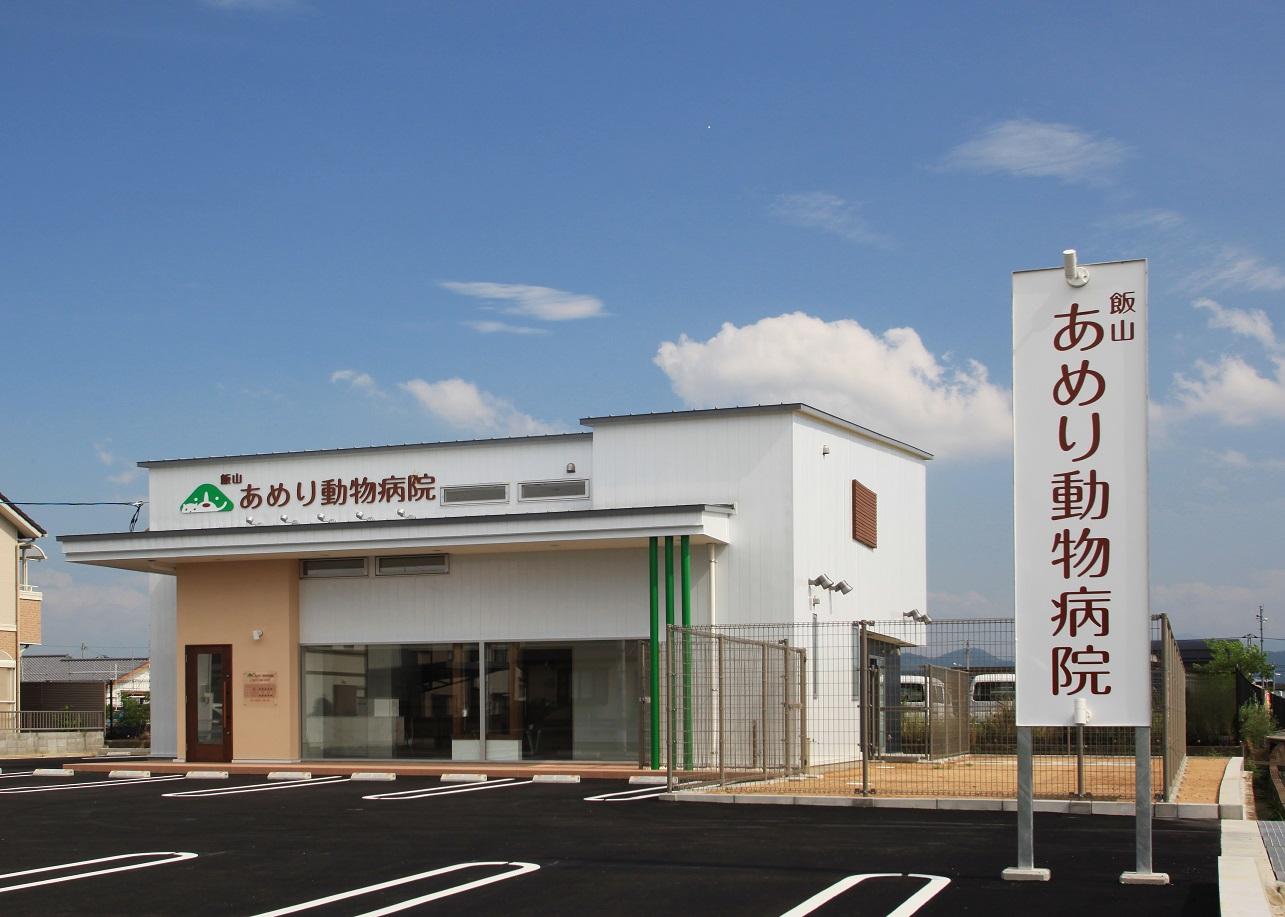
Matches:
[648,536,659,769]
[664,536,675,767]
[681,534,693,771]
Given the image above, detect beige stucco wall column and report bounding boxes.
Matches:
[175,559,300,762]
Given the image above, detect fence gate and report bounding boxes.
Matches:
[665,625,806,788]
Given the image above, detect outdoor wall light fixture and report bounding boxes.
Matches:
[316,513,336,523]
[354,511,371,521]
[832,580,853,595]
[808,574,834,589]
[566,462,576,474]
[396,508,416,519]
[822,445,831,456]
[245,516,260,526]
[903,609,932,624]
[251,629,264,642]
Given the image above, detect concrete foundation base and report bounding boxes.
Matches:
[1120,871,1171,886]
[1001,867,1051,882]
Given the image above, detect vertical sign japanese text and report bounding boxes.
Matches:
[1013,259,1149,726]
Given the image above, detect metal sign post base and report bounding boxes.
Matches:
[1003,727,1051,882]
[1120,726,1170,886]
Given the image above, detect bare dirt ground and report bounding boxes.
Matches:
[716,754,1229,802]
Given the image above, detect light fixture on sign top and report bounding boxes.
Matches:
[245,516,260,526]
[1063,249,1089,287]
[396,508,416,520]
[316,513,336,523]
[355,511,371,521]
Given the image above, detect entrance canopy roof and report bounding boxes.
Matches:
[59,503,734,574]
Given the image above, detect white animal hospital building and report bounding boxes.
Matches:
[61,404,929,766]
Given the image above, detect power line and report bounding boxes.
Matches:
[2,499,148,531]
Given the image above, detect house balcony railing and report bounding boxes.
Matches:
[0,710,104,732]
[18,585,42,600]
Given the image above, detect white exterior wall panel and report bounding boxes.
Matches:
[590,414,794,625]
[300,547,711,646]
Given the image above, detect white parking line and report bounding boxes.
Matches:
[583,782,701,802]
[0,851,197,894]
[248,861,540,916]
[0,775,185,795]
[363,778,535,801]
[163,776,350,798]
[780,873,950,917]
[0,771,36,780]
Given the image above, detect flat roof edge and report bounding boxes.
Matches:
[581,404,932,460]
[58,503,736,543]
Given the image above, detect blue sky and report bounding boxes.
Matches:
[2,1,1283,653]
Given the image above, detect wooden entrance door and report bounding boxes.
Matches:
[185,645,232,762]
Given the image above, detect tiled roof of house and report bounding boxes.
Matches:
[21,654,149,683]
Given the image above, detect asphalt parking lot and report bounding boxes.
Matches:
[0,761,1219,916]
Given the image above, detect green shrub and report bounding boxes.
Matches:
[1239,700,1273,752]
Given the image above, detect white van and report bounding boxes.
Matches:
[970,673,1015,719]
[899,675,947,715]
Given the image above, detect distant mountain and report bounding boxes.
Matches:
[902,647,1012,671]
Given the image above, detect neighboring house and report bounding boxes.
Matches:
[21,654,149,714]
[110,659,151,708]
[1,489,45,719]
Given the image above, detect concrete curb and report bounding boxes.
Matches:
[1221,820,1278,917]
[266,771,311,781]
[350,772,397,782]
[108,769,151,779]
[441,773,487,783]
[32,768,74,777]
[1219,757,1246,819]
[628,775,668,785]
[666,791,1224,819]
[533,774,580,784]
[185,771,229,780]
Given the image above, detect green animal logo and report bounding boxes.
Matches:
[180,484,234,514]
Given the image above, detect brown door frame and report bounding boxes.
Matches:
[185,644,233,763]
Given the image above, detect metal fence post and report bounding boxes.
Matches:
[859,622,870,796]
[666,628,675,791]
[798,647,808,773]
[781,641,790,775]
[761,643,769,774]
[717,634,726,787]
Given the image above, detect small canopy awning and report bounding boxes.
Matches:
[58,503,735,574]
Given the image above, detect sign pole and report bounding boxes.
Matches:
[1121,725,1169,884]
[1003,726,1050,881]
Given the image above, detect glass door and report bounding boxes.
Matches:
[185,645,232,762]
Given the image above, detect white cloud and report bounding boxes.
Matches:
[108,469,141,486]
[771,192,886,246]
[441,282,605,321]
[93,442,114,466]
[1154,569,1285,637]
[942,119,1129,185]
[464,320,549,336]
[653,312,1012,459]
[330,369,385,397]
[1190,249,1285,293]
[1193,298,1277,349]
[1109,209,1186,232]
[1162,299,1285,427]
[399,378,560,437]
[1214,449,1285,472]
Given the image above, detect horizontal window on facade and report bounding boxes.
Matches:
[375,553,450,576]
[518,479,589,501]
[440,483,508,505]
[300,557,369,578]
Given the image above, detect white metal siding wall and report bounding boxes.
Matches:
[589,414,795,626]
[148,438,593,531]
[300,547,711,645]
[790,415,927,624]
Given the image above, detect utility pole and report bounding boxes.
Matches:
[1259,605,1267,654]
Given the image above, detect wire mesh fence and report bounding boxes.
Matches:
[662,615,1185,801]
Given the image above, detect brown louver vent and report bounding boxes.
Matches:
[852,480,877,548]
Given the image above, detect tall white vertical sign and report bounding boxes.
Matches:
[1013,259,1149,727]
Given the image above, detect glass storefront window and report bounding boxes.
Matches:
[302,640,639,761]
